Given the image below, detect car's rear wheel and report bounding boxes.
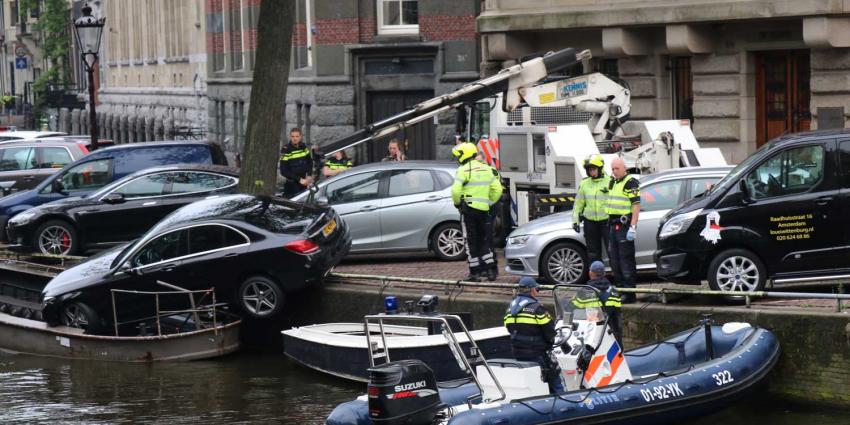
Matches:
[707,248,767,296]
[34,220,78,256]
[431,222,466,261]
[239,276,285,319]
[541,241,588,286]
[60,301,103,334]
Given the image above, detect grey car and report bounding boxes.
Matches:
[292,161,465,260]
[505,166,733,285]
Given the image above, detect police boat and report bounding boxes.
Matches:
[326,285,780,425]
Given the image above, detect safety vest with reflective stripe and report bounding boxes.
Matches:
[574,174,611,222]
[451,159,503,212]
[606,175,638,216]
[325,158,352,170]
[280,146,310,162]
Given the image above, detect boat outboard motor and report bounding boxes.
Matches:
[367,359,442,425]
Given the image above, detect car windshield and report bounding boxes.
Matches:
[110,240,139,269]
[708,150,766,195]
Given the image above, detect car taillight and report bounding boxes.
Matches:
[77,142,90,154]
[284,239,319,255]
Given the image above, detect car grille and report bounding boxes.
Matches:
[507,259,525,272]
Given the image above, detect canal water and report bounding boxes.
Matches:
[0,350,846,424]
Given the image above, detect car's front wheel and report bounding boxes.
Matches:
[541,241,588,286]
[34,219,79,256]
[431,222,466,261]
[60,301,104,334]
[238,276,285,319]
[707,248,767,295]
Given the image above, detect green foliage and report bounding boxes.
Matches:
[21,0,72,123]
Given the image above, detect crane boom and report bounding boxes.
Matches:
[320,48,592,158]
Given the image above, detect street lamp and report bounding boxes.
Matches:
[73,2,105,150]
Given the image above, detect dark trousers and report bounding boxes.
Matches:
[283,180,307,198]
[608,223,636,289]
[583,219,608,264]
[461,207,495,274]
[517,354,564,394]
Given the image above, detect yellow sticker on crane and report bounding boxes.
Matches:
[538,92,556,105]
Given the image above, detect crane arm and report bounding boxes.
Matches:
[320,48,592,158]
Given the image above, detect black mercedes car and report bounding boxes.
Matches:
[41,194,350,333]
[6,164,240,255]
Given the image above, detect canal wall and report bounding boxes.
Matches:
[294,282,850,408]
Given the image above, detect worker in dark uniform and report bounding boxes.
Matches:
[606,157,640,304]
[504,276,564,394]
[585,260,623,345]
[279,127,314,198]
[573,154,610,264]
[451,142,502,282]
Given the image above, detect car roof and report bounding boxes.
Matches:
[763,128,850,149]
[0,131,67,139]
[116,164,239,179]
[639,166,733,184]
[339,160,458,173]
[0,137,88,147]
[91,140,216,153]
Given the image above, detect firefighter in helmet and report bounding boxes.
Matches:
[451,142,502,282]
[573,154,611,265]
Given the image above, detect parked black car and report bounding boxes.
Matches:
[41,194,350,333]
[0,139,90,195]
[0,141,228,241]
[6,164,240,255]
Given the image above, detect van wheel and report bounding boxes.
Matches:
[60,301,104,334]
[707,249,766,295]
[431,223,466,261]
[35,220,79,256]
[541,241,588,286]
[239,276,285,319]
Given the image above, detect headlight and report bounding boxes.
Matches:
[658,209,703,239]
[9,211,36,225]
[507,235,531,246]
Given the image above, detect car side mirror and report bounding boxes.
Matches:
[102,192,126,204]
[51,179,67,195]
[119,262,143,276]
[738,179,751,203]
[316,195,329,205]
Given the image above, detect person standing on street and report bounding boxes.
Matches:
[504,276,564,394]
[279,128,313,198]
[322,150,353,178]
[606,158,640,304]
[573,154,610,265]
[451,142,502,282]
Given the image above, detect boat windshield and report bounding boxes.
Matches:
[559,288,606,324]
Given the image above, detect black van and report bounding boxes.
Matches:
[655,129,848,293]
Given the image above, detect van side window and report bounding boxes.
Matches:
[56,159,114,192]
[839,141,850,188]
[745,145,823,199]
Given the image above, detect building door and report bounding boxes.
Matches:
[367,91,435,162]
[671,57,693,123]
[756,51,811,147]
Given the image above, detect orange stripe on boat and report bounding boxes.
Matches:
[584,355,605,382]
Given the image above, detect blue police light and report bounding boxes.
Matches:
[384,296,398,314]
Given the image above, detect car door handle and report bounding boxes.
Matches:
[22,176,35,181]
[359,205,377,212]
[816,196,833,206]
[143,201,157,206]
[162,263,177,272]
[224,252,238,258]
[425,195,441,202]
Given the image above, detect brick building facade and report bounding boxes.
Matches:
[479,0,850,163]
[206,0,480,163]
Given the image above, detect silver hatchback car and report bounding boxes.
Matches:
[505,166,733,285]
[293,160,466,260]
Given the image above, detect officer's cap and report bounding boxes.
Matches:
[590,260,605,274]
[518,276,539,288]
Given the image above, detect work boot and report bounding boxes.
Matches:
[464,272,481,282]
[486,268,498,282]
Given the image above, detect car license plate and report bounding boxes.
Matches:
[322,219,337,236]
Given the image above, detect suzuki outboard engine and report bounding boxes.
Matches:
[367,359,441,425]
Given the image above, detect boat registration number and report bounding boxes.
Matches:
[640,382,684,403]
[323,219,337,236]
